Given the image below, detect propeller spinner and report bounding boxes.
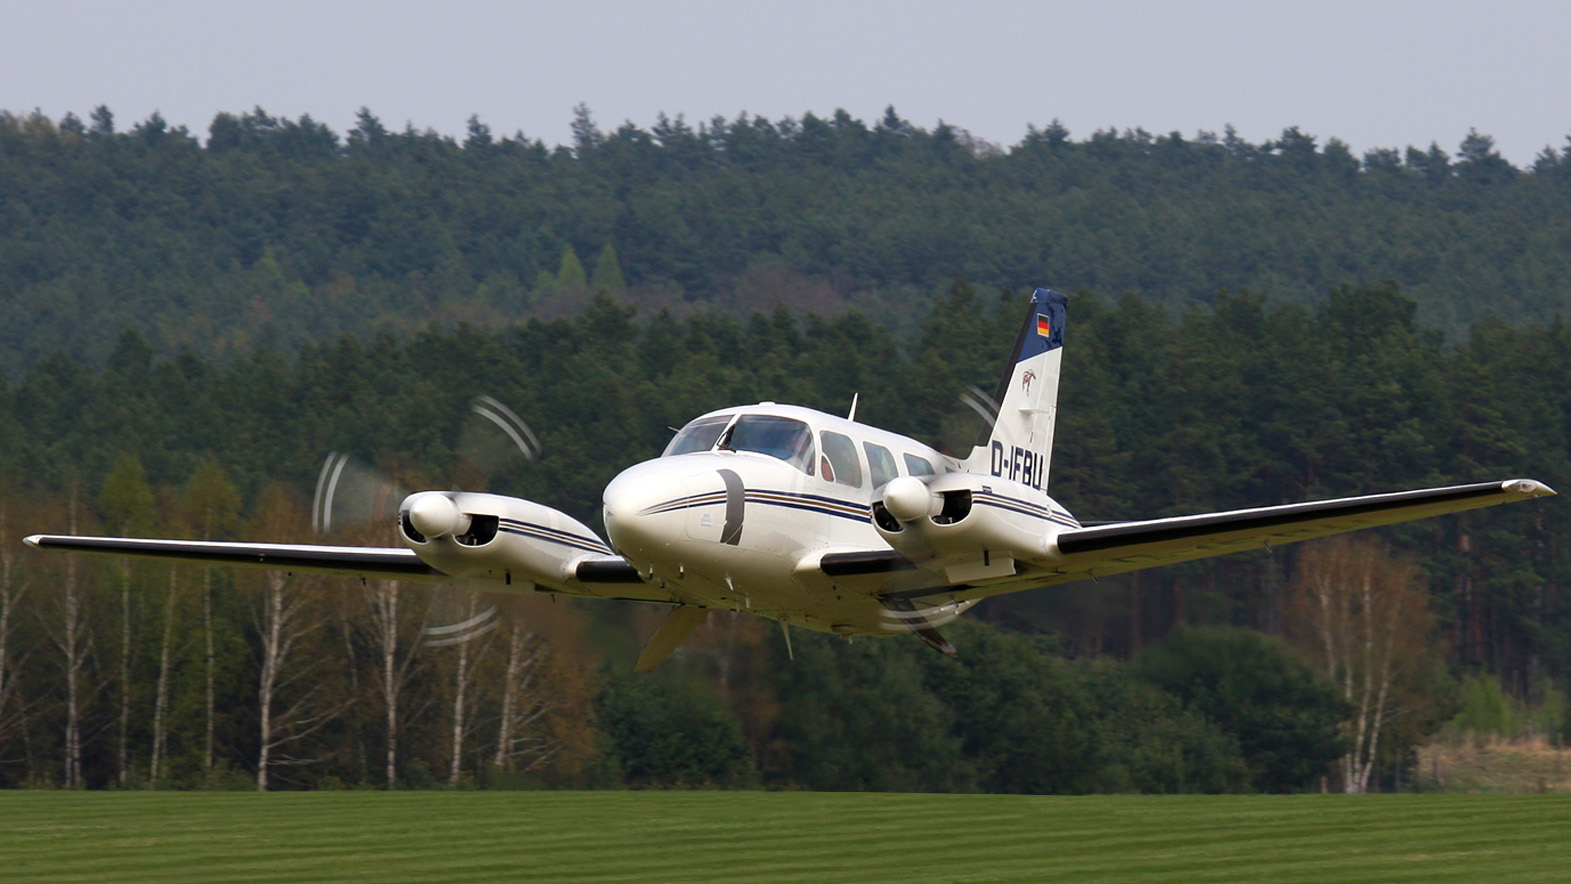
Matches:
[404,492,470,540]
[881,475,935,523]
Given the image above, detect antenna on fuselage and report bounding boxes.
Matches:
[847,393,859,422]
[780,620,795,662]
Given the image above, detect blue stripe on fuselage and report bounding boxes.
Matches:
[640,486,1078,529]
[497,519,612,554]
[638,488,871,523]
[974,490,1080,528]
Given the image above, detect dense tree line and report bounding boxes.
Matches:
[0,283,1565,790]
[3,105,1571,373]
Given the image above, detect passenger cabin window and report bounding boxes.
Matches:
[663,416,731,456]
[819,431,863,487]
[903,453,937,476]
[864,442,898,489]
[725,415,814,474]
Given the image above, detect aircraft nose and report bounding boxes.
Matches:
[603,465,688,555]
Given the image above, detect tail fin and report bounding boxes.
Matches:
[962,288,1066,491]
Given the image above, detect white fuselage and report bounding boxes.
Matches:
[598,403,1079,636]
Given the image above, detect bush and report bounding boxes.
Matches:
[1132,626,1349,792]
[1080,662,1251,794]
[1442,673,1567,744]
[594,670,755,788]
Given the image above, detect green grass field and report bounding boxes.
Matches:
[4,791,1568,883]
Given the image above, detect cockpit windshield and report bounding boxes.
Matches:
[724,415,814,474]
[663,415,732,457]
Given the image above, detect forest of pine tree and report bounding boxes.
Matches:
[3,105,1570,372]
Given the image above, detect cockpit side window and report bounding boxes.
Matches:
[726,415,815,474]
[663,416,733,457]
[903,453,937,476]
[864,442,898,489]
[820,431,863,487]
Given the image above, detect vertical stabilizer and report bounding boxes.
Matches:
[963,288,1066,491]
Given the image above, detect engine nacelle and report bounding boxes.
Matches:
[871,473,1068,582]
[399,491,611,590]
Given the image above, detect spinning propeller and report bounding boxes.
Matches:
[311,394,541,646]
[959,383,1000,430]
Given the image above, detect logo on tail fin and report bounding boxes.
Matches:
[1022,369,1037,394]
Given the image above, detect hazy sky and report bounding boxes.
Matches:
[6,0,1568,166]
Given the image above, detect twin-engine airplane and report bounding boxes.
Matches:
[26,289,1556,670]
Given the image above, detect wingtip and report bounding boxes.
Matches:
[1504,479,1556,498]
[23,534,44,549]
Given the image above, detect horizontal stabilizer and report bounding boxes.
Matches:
[882,596,958,657]
[634,605,709,673]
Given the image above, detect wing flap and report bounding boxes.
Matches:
[574,556,646,583]
[818,549,918,577]
[24,535,442,581]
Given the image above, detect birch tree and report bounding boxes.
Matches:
[149,564,179,785]
[360,576,423,788]
[179,457,240,777]
[251,484,337,790]
[44,491,94,788]
[0,502,28,754]
[433,590,495,786]
[488,596,597,782]
[1287,536,1443,793]
[98,455,156,787]
[492,617,554,774]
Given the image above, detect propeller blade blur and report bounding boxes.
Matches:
[312,452,405,535]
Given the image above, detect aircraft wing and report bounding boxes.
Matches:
[886,478,1554,603]
[21,533,680,604]
[23,534,447,581]
[1051,478,1552,574]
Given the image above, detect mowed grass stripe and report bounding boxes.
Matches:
[3,793,1569,883]
[1026,797,1567,884]
[0,794,1495,884]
